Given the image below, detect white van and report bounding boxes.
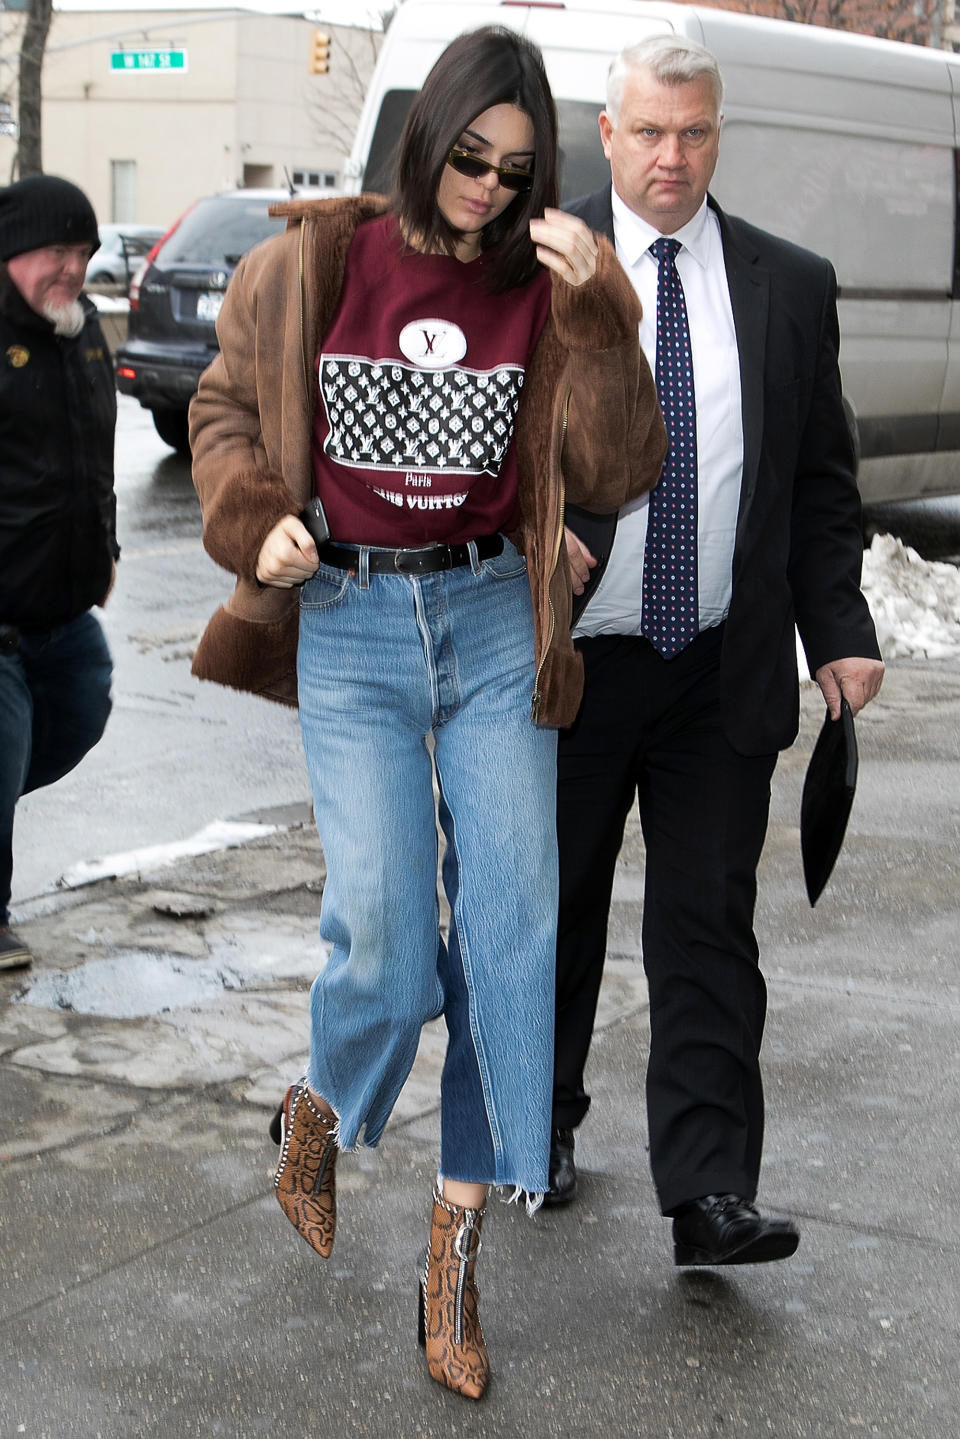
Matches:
[345,0,960,505]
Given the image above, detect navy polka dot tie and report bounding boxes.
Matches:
[641,237,699,658]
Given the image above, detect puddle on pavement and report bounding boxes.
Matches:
[15,951,244,1018]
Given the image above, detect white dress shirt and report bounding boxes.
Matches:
[574,192,744,638]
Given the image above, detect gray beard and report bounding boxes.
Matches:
[42,298,85,337]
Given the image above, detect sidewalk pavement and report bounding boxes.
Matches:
[2,662,958,1438]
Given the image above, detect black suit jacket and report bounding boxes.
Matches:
[565,187,880,756]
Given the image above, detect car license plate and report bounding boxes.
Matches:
[196,291,224,322]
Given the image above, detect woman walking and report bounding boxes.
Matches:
[190,25,664,1399]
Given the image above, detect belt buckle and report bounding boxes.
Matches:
[393,545,443,575]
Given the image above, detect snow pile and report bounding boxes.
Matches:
[861,533,960,661]
[58,819,283,889]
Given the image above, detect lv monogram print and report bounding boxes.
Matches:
[419,1189,489,1400]
[319,357,524,477]
[273,1081,338,1259]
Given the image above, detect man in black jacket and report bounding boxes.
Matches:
[0,175,118,970]
[546,36,884,1265]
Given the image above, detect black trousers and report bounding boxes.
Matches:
[553,626,778,1215]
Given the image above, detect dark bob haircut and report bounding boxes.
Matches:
[394,26,559,294]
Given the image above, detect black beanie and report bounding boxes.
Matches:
[0,174,99,262]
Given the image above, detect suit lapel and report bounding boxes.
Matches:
[570,185,615,244]
[711,199,769,551]
[594,188,615,244]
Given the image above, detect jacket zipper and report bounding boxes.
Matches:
[530,389,570,723]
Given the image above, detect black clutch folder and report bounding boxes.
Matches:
[800,696,858,907]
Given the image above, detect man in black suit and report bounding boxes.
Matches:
[546,34,884,1266]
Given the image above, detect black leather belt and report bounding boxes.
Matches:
[315,535,503,576]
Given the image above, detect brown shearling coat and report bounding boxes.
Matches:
[189,195,665,727]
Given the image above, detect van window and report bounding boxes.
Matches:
[362,92,610,203]
[716,124,954,294]
[556,100,611,201]
[363,90,412,193]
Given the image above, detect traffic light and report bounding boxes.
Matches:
[309,29,331,75]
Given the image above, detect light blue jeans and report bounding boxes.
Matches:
[296,537,557,1197]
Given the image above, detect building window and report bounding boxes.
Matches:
[292,169,338,189]
[111,160,137,222]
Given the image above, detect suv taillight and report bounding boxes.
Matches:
[127,208,190,309]
[127,257,150,311]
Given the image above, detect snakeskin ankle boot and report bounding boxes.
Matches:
[417,1186,489,1400]
[271,1080,338,1259]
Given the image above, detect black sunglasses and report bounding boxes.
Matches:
[445,147,535,194]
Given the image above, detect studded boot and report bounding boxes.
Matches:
[271,1080,338,1259]
[417,1186,489,1400]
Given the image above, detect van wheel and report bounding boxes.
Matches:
[151,407,191,455]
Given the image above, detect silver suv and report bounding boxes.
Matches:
[88,224,166,286]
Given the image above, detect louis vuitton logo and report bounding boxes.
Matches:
[398,318,467,370]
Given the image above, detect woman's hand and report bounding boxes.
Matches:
[255,514,319,588]
[529,209,599,287]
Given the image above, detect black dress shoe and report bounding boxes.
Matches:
[543,1127,577,1206]
[672,1194,799,1266]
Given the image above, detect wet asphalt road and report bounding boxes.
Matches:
[4,655,960,1438]
[9,396,960,912]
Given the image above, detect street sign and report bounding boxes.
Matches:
[110,50,188,74]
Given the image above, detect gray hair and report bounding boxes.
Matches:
[606,34,724,122]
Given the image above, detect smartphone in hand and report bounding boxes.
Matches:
[299,497,330,548]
